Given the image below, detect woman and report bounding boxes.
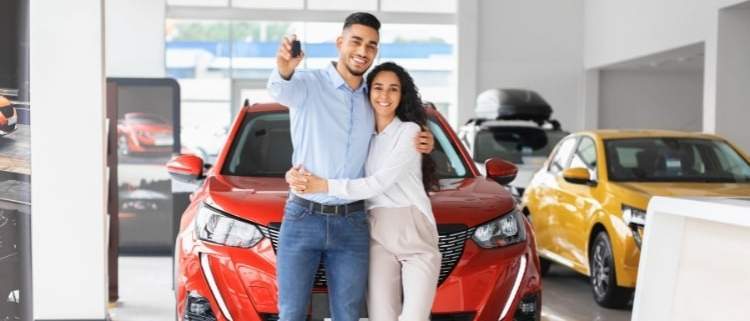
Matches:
[295,61,441,321]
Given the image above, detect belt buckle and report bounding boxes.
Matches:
[320,204,335,216]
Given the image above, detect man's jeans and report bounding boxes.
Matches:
[277,200,370,321]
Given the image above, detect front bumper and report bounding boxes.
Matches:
[175,226,542,321]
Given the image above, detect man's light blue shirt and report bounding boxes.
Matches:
[267,62,374,205]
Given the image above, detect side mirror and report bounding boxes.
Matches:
[485,158,518,185]
[562,167,596,186]
[166,154,205,183]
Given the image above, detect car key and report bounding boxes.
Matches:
[291,40,301,58]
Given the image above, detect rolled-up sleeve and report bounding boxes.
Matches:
[267,68,308,109]
[328,123,421,200]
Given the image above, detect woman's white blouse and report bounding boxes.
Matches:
[327,117,435,224]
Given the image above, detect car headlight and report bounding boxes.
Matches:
[622,205,647,226]
[194,203,264,248]
[472,209,527,248]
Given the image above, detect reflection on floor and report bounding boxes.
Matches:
[109,256,175,321]
[0,124,30,175]
[541,264,632,321]
[112,257,633,321]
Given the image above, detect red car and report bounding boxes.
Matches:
[117,112,173,155]
[0,95,18,136]
[167,103,542,321]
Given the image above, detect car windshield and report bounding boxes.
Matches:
[604,138,750,183]
[221,111,470,179]
[473,127,567,164]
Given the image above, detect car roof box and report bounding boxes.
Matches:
[475,88,552,121]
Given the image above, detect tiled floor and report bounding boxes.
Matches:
[541,265,632,321]
[112,257,632,321]
[109,256,175,321]
[0,124,30,175]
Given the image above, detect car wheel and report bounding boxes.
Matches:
[539,256,552,276]
[589,231,632,309]
[118,136,129,156]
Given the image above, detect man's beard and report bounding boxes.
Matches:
[346,61,368,76]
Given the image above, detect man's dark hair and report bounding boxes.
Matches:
[343,12,381,32]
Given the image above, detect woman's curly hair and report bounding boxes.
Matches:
[366,61,439,192]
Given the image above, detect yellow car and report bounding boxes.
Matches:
[521,130,750,308]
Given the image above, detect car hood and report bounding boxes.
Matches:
[205,175,516,227]
[614,182,750,198]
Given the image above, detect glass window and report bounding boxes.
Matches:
[548,137,577,174]
[381,0,456,13]
[605,138,750,183]
[427,119,468,178]
[472,127,568,164]
[222,112,292,177]
[570,137,596,169]
[570,137,597,179]
[167,18,458,161]
[222,112,470,179]
[307,0,377,11]
[378,24,456,122]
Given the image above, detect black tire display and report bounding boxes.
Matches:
[589,231,633,309]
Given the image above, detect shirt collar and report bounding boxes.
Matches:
[327,61,366,92]
[379,117,403,136]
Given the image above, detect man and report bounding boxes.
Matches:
[267,12,434,321]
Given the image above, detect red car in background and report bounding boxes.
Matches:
[167,103,543,321]
[117,112,173,155]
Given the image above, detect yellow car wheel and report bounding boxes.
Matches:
[590,231,633,309]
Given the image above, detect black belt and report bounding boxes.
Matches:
[289,195,365,216]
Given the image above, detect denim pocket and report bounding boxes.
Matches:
[283,202,310,222]
[347,211,369,232]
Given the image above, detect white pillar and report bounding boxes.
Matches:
[581,69,600,130]
[712,5,750,151]
[455,0,478,129]
[30,0,108,319]
[105,0,166,77]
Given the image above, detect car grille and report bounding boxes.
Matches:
[260,313,473,321]
[258,223,475,288]
[432,313,476,321]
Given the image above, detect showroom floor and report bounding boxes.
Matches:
[110,257,632,321]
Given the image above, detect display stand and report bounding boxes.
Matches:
[633,197,750,321]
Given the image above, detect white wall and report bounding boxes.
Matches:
[106,0,166,77]
[599,70,704,131]
[714,6,750,151]
[585,0,750,152]
[31,0,108,319]
[584,0,747,69]
[455,0,478,129]
[476,0,584,130]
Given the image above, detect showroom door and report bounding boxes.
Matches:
[231,79,273,119]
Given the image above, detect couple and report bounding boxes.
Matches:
[267,12,441,321]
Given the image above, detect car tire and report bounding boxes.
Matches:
[589,231,632,309]
[539,256,552,276]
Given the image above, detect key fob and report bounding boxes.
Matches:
[291,40,301,58]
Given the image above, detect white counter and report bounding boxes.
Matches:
[632,197,750,321]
